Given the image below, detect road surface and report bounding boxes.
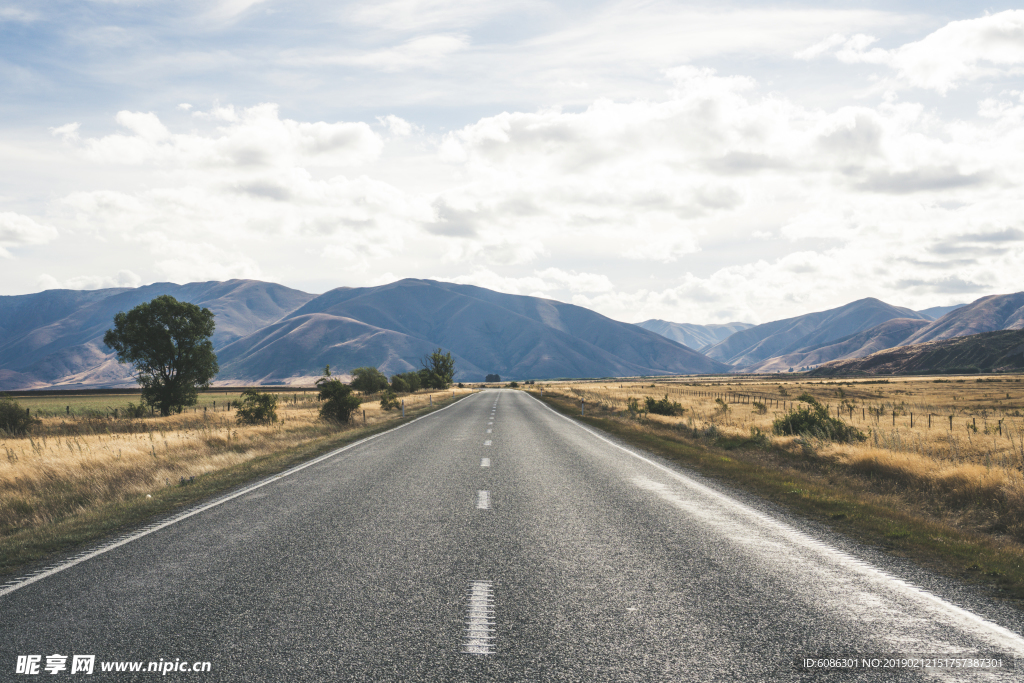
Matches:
[2,389,1022,681]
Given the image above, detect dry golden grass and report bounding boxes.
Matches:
[536,375,1024,540]
[0,388,471,539]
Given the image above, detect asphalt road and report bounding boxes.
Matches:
[2,389,1023,681]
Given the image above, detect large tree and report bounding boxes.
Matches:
[420,348,456,389]
[103,295,219,416]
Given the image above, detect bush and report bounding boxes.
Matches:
[749,426,771,448]
[752,401,768,415]
[124,402,148,418]
[316,367,362,423]
[350,367,390,393]
[0,395,36,435]
[507,381,519,388]
[390,371,420,393]
[457,382,465,388]
[772,396,865,443]
[714,397,729,415]
[645,395,684,416]
[625,397,646,419]
[379,390,401,411]
[235,389,278,425]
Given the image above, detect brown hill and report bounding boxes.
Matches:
[809,329,1024,377]
[900,293,1024,346]
[745,318,931,373]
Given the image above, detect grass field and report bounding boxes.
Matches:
[530,374,1024,604]
[0,387,473,575]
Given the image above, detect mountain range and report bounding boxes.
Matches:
[1,278,1020,390]
[0,279,726,389]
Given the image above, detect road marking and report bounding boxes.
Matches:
[526,392,1024,657]
[463,580,495,655]
[0,392,481,600]
[486,428,492,433]
[484,440,492,446]
[477,490,490,509]
[481,457,490,467]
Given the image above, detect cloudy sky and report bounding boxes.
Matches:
[1,1,1023,325]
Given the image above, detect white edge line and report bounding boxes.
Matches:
[0,392,479,600]
[525,391,1024,654]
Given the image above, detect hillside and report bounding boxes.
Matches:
[900,293,1024,346]
[744,318,932,373]
[635,320,752,351]
[703,298,928,369]
[0,280,315,389]
[808,329,1024,377]
[217,279,730,382]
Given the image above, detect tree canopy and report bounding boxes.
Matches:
[103,295,218,416]
[350,366,390,393]
[420,348,455,389]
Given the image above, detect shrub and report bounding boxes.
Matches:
[645,395,684,416]
[749,426,771,448]
[316,367,362,423]
[778,386,789,396]
[507,381,519,388]
[0,395,37,435]
[390,375,410,393]
[714,397,729,415]
[380,390,401,411]
[625,397,646,419]
[124,402,148,418]
[772,398,865,443]
[752,401,768,415]
[350,367,390,393]
[235,389,278,425]
[457,382,465,388]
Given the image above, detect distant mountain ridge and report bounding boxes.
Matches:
[217,279,729,382]
[702,298,929,368]
[0,278,728,389]
[635,320,753,351]
[3,281,1021,389]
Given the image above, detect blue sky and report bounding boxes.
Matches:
[2,1,1024,324]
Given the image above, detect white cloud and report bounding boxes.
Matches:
[50,122,80,142]
[0,212,59,258]
[378,114,413,137]
[798,11,1024,93]
[36,269,142,291]
[80,104,383,167]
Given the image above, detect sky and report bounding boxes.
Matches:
[1,1,1023,325]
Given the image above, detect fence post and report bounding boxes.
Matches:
[363,410,366,425]
[949,415,953,430]
[582,399,585,416]
[402,399,405,417]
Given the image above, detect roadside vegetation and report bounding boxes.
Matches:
[0,386,473,576]
[528,375,1024,605]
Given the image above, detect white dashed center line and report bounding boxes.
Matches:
[486,429,492,433]
[463,581,495,655]
[477,490,491,509]
[481,457,490,467]
[484,440,492,446]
